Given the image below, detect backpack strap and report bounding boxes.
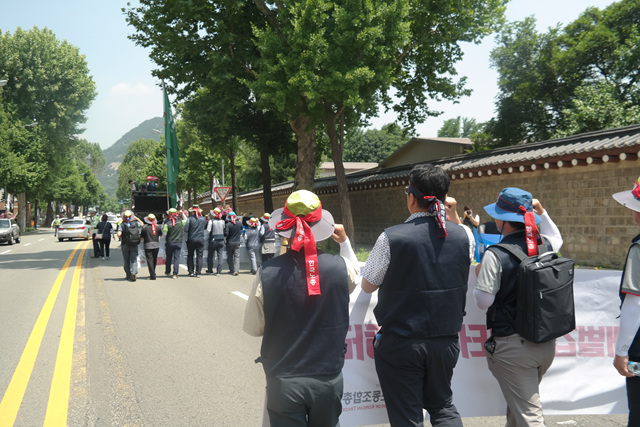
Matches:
[491,242,527,263]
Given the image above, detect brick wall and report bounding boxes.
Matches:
[233,159,639,268]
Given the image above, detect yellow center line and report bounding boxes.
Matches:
[44,240,89,426]
[0,241,84,426]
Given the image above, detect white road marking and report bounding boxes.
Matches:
[24,243,32,246]
[39,238,45,241]
[1,250,11,255]
[232,291,248,301]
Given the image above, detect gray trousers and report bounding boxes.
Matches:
[207,240,225,273]
[265,372,343,427]
[121,244,139,278]
[247,245,261,272]
[486,334,555,427]
[226,244,240,273]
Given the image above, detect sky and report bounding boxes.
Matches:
[1,0,618,149]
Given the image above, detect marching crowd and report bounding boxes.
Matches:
[101,206,279,283]
[56,164,639,426]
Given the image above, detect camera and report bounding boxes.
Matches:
[466,210,471,215]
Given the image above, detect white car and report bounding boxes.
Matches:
[57,219,93,241]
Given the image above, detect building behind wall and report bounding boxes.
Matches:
[219,125,640,269]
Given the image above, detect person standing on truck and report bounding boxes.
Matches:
[163,207,186,279]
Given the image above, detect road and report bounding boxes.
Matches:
[0,230,630,426]
[0,230,265,426]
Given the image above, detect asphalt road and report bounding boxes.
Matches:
[0,229,631,426]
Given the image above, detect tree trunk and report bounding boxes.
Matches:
[260,148,273,214]
[45,201,54,227]
[230,147,238,213]
[34,199,39,229]
[17,193,27,230]
[325,113,355,244]
[289,114,316,191]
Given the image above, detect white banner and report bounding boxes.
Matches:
[340,269,628,426]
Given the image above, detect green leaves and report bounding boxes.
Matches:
[489,0,640,145]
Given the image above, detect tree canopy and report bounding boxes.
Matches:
[437,117,484,138]
[343,123,408,163]
[0,27,98,227]
[487,0,640,146]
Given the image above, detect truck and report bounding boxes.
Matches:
[131,191,171,220]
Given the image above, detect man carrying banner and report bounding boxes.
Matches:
[243,190,359,426]
[361,164,470,426]
[612,178,640,427]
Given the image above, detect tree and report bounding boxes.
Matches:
[0,27,96,229]
[251,0,506,240]
[554,80,640,138]
[488,0,640,145]
[343,123,408,163]
[437,117,484,138]
[125,2,293,213]
[126,0,506,241]
[116,138,164,200]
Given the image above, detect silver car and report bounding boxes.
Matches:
[57,219,93,241]
[0,218,21,245]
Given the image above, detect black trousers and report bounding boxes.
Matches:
[186,240,204,275]
[144,248,159,279]
[628,374,640,427]
[99,239,111,257]
[92,234,101,256]
[374,333,462,427]
[265,372,343,427]
[165,241,182,275]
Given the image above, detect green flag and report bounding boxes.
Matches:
[164,87,180,208]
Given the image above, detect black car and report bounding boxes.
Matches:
[0,218,21,245]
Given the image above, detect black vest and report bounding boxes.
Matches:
[260,249,350,378]
[620,234,640,360]
[164,219,184,242]
[486,231,552,337]
[375,217,470,338]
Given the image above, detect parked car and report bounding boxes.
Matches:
[57,219,93,241]
[0,218,21,245]
[107,214,119,231]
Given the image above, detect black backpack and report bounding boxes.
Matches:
[494,243,576,343]
[122,223,142,246]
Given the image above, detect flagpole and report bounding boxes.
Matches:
[162,79,171,212]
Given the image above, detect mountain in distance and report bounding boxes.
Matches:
[97,117,163,197]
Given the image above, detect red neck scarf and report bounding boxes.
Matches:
[275,203,323,295]
[150,219,156,235]
[229,214,236,224]
[169,213,177,226]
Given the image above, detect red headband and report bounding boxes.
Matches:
[408,183,448,238]
[519,206,539,256]
[632,178,640,201]
[275,203,323,295]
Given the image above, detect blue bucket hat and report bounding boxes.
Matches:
[484,187,541,224]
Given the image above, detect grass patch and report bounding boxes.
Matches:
[316,239,370,262]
